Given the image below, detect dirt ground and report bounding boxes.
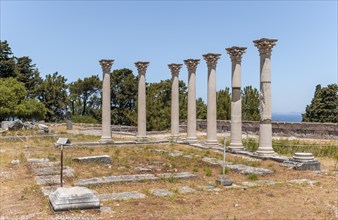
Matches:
[0,130,337,220]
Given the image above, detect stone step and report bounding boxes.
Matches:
[75,172,196,186]
[99,192,146,201]
[35,175,63,186]
[32,166,74,177]
[73,155,112,164]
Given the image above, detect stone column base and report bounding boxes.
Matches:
[136,136,148,143]
[205,140,220,148]
[99,137,113,144]
[169,135,180,143]
[186,136,199,144]
[228,143,245,152]
[255,147,277,157]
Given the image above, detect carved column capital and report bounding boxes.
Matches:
[135,61,150,75]
[184,59,200,72]
[253,38,277,55]
[99,59,114,73]
[226,46,247,62]
[168,63,183,77]
[202,53,221,67]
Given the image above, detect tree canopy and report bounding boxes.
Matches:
[302,84,338,123]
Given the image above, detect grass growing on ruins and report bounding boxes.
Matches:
[243,137,338,158]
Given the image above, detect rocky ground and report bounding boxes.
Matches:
[0,126,337,219]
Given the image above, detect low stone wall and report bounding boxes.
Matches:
[180,120,338,139]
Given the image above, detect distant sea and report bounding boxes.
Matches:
[272,113,302,122]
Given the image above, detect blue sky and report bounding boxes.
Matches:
[1,1,337,114]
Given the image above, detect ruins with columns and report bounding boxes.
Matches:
[99,38,278,156]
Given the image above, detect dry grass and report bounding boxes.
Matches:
[0,133,337,219]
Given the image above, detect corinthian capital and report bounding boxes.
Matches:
[168,63,183,77]
[202,53,221,67]
[99,59,114,73]
[135,61,150,75]
[253,38,277,55]
[226,46,247,62]
[184,59,200,72]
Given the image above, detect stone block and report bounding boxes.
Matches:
[49,187,100,212]
[157,172,196,180]
[73,155,112,164]
[76,174,159,186]
[198,185,221,191]
[150,189,173,197]
[35,175,61,186]
[99,192,146,201]
[216,176,233,186]
[177,186,197,194]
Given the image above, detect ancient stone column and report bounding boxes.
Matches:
[226,46,247,151]
[203,53,221,148]
[168,63,183,142]
[253,38,278,156]
[135,61,150,142]
[184,59,200,143]
[99,59,114,143]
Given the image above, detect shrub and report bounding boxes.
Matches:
[72,115,99,124]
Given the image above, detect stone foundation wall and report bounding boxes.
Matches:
[180,120,338,139]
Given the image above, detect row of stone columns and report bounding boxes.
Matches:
[99,38,277,156]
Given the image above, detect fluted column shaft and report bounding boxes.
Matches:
[135,61,149,142]
[184,59,200,143]
[99,59,114,143]
[254,38,277,156]
[168,64,182,142]
[226,47,247,151]
[203,53,221,148]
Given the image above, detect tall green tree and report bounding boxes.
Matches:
[69,75,101,116]
[146,79,188,131]
[37,72,68,122]
[242,86,260,121]
[302,84,338,123]
[15,56,42,98]
[216,88,231,120]
[0,78,46,121]
[0,40,16,78]
[196,97,207,119]
[110,68,138,125]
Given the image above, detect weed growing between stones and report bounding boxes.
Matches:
[247,173,259,181]
[204,166,212,177]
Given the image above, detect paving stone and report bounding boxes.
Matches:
[226,164,273,175]
[29,161,60,169]
[35,175,62,186]
[99,192,146,201]
[287,179,317,186]
[76,174,159,186]
[10,159,20,165]
[32,166,74,177]
[150,189,173,197]
[157,172,196,180]
[202,157,223,166]
[225,184,246,189]
[256,180,279,185]
[100,206,113,213]
[28,158,50,163]
[41,186,59,196]
[168,151,183,157]
[73,155,112,164]
[134,167,152,172]
[241,182,260,187]
[177,186,197,194]
[198,185,222,191]
[49,186,100,211]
